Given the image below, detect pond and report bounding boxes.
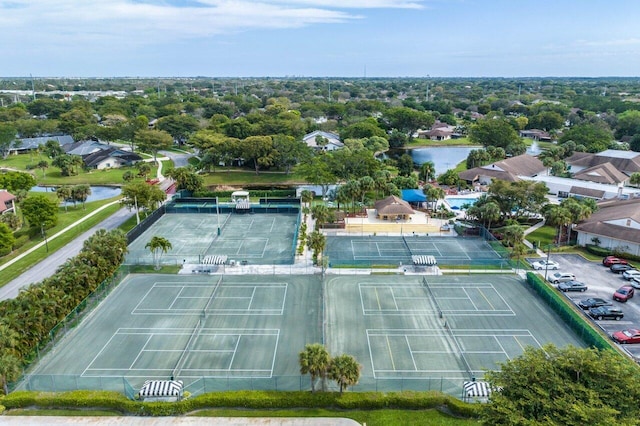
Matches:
[31,185,122,203]
[410,146,479,176]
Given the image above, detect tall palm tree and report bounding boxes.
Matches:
[299,343,331,393]
[306,231,326,266]
[358,176,375,206]
[543,205,572,245]
[145,236,173,270]
[482,201,501,231]
[328,354,361,395]
[300,190,313,208]
[420,161,436,182]
[56,186,72,212]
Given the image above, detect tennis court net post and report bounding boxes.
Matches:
[204,275,223,318]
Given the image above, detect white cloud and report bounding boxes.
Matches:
[0,0,422,46]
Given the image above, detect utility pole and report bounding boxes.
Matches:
[30,73,36,100]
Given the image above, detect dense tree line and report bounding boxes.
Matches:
[0,229,128,394]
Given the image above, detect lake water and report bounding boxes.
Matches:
[411,146,478,176]
[31,185,121,203]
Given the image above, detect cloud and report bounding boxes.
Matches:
[0,0,423,46]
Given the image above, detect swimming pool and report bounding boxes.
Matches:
[445,197,478,210]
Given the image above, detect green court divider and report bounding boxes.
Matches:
[525,272,615,350]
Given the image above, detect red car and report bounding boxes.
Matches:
[603,256,629,267]
[612,329,640,344]
[613,285,635,302]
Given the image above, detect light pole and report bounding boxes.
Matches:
[41,223,49,252]
[544,244,553,282]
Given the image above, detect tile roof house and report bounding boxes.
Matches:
[374,195,414,220]
[417,121,457,141]
[9,135,74,155]
[0,190,16,214]
[566,150,640,176]
[519,129,552,142]
[303,131,343,151]
[572,162,629,185]
[574,198,640,256]
[458,154,547,185]
[82,147,142,169]
[64,140,111,156]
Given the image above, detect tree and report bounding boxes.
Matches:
[166,167,203,193]
[238,136,276,174]
[145,236,173,270]
[482,344,640,425]
[543,204,572,244]
[134,129,173,162]
[298,343,331,393]
[43,139,63,158]
[559,123,613,153]
[0,323,21,395]
[121,181,166,217]
[384,107,434,139]
[296,157,337,199]
[71,184,91,209]
[396,153,414,177]
[300,190,314,207]
[122,170,135,182]
[311,204,332,230]
[0,223,15,256]
[52,154,82,176]
[629,172,640,187]
[36,160,49,177]
[469,118,520,151]
[273,135,311,174]
[136,162,152,179]
[0,123,17,159]
[307,230,326,266]
[21,194,58,229]
[328,354,361,394]
[0,171,36,193]
[420,161,436,182]
[437,169,460,187]
[155,114,200,145]
[56,186,72,212]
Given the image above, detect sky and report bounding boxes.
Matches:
[2,0,640,78]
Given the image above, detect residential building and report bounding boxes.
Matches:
[458,154,547,185]
[575,198,640,256]
[0,190,16,214]
[302,131,343,151]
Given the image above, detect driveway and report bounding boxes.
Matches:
[529,254,640,360]
[160,149,193,168]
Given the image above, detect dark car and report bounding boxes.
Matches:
[613,285,635,302]
[578,298,612,309]
[557,280,587,292]
[603,256,629,267]
[588,306,624,321]
[612,329,640,344]
[611,264,634,274]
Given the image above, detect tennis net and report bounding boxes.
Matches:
[422,276,442,317]
[204,275,223,318]
[172,317,202,378]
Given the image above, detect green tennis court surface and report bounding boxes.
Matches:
[23,273,586,395]
[126,212,299,265]
[325,235,504,267]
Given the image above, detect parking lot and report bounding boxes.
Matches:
[528,254,640,360]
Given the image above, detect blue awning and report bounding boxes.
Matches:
[401,189,427,203]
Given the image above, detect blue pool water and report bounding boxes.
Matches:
[445,197,478,210]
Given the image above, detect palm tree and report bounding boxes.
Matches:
[72,184,91,210]
[0,322,20,395]
[502,224,525,249]
[543,205,572,245]
[299,343,331,393]
[306,231,326,266]
[328,354,361,395]
[562,198,593,245]
[358,176,375,205]
[37,160,49,177]
[343,179,361,214]
[145,236,173,270]
[56,186,72,212]
[420,161,436,182]
[300,190,314,208]
[311,204,331,231]
[482,201,501,231]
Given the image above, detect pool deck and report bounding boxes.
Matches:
[344,209,447,234]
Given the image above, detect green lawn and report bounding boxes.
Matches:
[406,137,479,148]
[0,198,124,288]
[202,169,306,186]
[525,225,557,251]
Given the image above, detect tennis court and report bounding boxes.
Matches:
[324,274,586,392]
[325,235,504,267]
[126,212,299,265]
[24,274,322,392]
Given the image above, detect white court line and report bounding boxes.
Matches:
[129,335,153,370]
[462,288,479,310]
[228,335,242,370]
[366,331,376,379]
[493,336,511,361]
[247,287,257,310]
[168,287,186,309]
[269,330,280,378]
[405,336,417,371]
[391,287,399,311]
[82,331,121,376]
[131,283,161,315]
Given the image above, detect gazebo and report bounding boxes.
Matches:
[374,195,414,221]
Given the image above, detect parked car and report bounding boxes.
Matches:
[578,298,612,309]
[622,269,640,281]
[603,256,629,267]
[612,329,640,344]
[549,272,576,284]
[613,285,635,302]
[557,280,587,292]
[632,277,640,289]
[588,306,624,320]
[530,259,560,270]
[611,264,634,274]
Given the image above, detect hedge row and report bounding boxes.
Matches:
[525,272,615,350]
[585,244,640,263]
[1,390,481,418]
[194,189,296,199]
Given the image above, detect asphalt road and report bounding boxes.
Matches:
[529,253,640,360]
[0,207,135,301]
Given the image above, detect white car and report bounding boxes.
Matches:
[622,269,640,281]
[531,259,560,270]
[631,276,640,290]
[549,272,576,284]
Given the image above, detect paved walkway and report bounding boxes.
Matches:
[0,417,359,425]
